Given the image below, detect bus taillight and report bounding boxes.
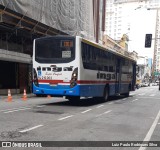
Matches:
[70,68,78,88]
[33,68,39,87]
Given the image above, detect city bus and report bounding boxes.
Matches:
[32,36,136,101]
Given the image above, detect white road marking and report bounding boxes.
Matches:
[36,105,45,108]
[19,125,43,133]
[0,106,30,112]
[138,94,145,96]
[0,105,45,113]
[96,105,104,108]
[109,102,114,104]
[139,97,160,100]
[132,99,138,102]
[115,100,121,102]
[58,115,74,121]
[81,109,92,114]
[96,110,112,117]
[4,107,31,113]
[149,94,155,97]
[122,98,127,101]
[139,110,160,150]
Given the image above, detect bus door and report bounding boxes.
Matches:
[115,58,121,93]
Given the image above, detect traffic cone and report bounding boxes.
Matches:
[47,95,51,98]
[22,89,27,101]
[7,89,12,102]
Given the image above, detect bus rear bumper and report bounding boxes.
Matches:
[33,85,80,96]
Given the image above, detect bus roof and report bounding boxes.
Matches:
[81,37,137,63]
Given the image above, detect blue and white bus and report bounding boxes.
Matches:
[33,36,136,101]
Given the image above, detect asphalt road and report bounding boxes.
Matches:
[0,86,160,150]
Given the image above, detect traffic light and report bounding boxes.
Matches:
[145,34,152,48]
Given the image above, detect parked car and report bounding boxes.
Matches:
[141,82,149,87]
[136,84,140,89]
[152,82,158,86]
[156,81,159,85]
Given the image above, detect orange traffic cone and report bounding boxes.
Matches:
[47,95,51,98]
[22,89,27,101]
[7,89,12,102]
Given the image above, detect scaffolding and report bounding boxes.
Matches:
[0,0,95,41]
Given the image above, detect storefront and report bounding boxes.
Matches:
[0,50,32,94]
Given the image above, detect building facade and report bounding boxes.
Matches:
[105,0,160,79]
[0,0,96,94]
[105,0,148,40]
[153,9,160,77]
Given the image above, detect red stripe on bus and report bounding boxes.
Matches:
[38,80,131,84]
[38,80,66,84]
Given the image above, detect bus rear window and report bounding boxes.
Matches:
[35,37,75,63]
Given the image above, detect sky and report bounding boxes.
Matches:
[128,8,157,59]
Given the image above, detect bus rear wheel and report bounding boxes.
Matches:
[36,94,44,97]
[67,96,80,102]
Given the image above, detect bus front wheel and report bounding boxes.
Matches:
[123,92,129,97]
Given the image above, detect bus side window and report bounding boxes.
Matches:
[109,66,114,72]
[104,66,108,71]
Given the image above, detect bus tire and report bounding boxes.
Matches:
[36,94,47,97]
[36,94,42,97]
[67,96,80,102]
[103,86,109,102]
[123,92,129,97]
